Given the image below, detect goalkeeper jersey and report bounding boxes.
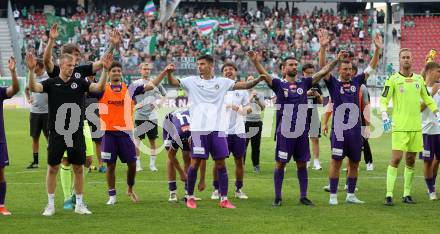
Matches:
[380,72,438,132]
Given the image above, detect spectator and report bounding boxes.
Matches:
[392,27,397,42]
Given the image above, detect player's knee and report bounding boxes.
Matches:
[72,165,83,174]
[214,159,225,168]
[276,161,286,169]
[296,161,307,168]
[48,165,59,175]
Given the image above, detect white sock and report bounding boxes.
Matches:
[221,196,228,202]
[150,155,156,165]
[76,194,83,206]
[347,193,355,198]
[48,193,55,207]
[109,195,116,201]
[330,193,337,199]
[314,159,320,166]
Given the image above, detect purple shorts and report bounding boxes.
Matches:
[227,134,246,158]
[101,131,137,164]
[331,132,362,162]
[0,144,9,168]
[275,132,310,163]
[419,134,440,161]
[190,131,229,160]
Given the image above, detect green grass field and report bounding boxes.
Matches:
[1,108,440,233]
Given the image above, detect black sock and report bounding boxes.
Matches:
[33,153,38,164]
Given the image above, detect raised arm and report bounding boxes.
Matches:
[365,33,383,79]
[144,64,175,91]
[318,28,329,69]
[167,66,180,87]
[233,75,266,90]
[312,50,348,84]
[92,30,122,73]
[247,51,273,87]
[6,57,20,98]
[421,81,439,114]
[26,52,44,93]
[25,86,32,104]
[43,24,58,74]
[89,53,112,93]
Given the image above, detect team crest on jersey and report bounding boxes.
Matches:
[340,87,344,94]
[350,86,356,92]
[400,86,404,93]
[415,83,420,89]
[215,84,220,89]
[74,73,81,79]
[235,92,240,97]
[297,88,304,95]
[71,83,78,89]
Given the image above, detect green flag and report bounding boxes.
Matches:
[145,34,158,55]
[45,13,80,42]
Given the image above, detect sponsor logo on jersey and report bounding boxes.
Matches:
[297,88,304,95]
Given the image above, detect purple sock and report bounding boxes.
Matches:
[297,167,308,198]
[108,189,116,196]
[425,178,435,193]
[168,181,177,192]
[274,168,285,201]
[235,180,243,192]
[213,180,219,190]
[217,167,228,197]
[347,177,357,194]
[187,166,198,196]
[329,177,339,194]
[0,181,6,205]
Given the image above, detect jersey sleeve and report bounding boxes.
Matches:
[380,76,394,113]
[0,87,8,100]
[47,65,60,78]
[304,77,313,91]
[158,85,167,96]
[77,64,96,77]
[420,80,439,113]
[324,75,337,98]
[223,78,235,91]
[242,91,250,106]
[270,78,281,93]
[41,79,52,93]
[353,73,366,85]
[80,78,92,93]
[128,84,145,100]
[179,77,192,90]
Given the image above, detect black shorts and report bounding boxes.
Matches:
[30,113,49,138]
[165,138,190,152]
[47,130,86,166]
[134,120,158,140]
[307,108,321,138]
[87,119,103,142]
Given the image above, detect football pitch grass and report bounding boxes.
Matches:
[1,108,440,233]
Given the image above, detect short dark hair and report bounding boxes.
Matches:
[283,56,297,64]
[338,60,352,69]
[197,55,214,64]
[61,43,81,55]
[109,61,122,70]
[422,62,440,78]
[36,58,44,68]
[352,64,358,74]
[302,63,315,71]
[221,62,237,72]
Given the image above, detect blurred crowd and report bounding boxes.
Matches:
[15,5,379,76]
